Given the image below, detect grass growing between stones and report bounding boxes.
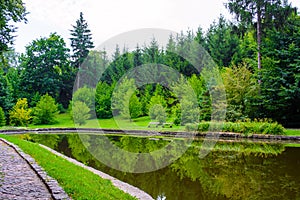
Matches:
[0,134,137,200]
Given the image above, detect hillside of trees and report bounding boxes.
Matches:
[0,0,299,127]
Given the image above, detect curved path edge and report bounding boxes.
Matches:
[1,127,300,141]
[0,138,70,200]
[39,144,154,200]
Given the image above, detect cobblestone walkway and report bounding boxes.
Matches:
[0,140,52,200]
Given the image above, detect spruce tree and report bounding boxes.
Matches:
[70,12,94,69]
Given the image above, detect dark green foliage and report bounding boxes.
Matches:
[70,12,94,69]
[32,94,59,125]
[0,0,27,54]
[0,69,13,113]
[260,13,300,126]
[206,15,240,67]
[0,106,6,126]
[19,33,71,106]
[100,49,134,85]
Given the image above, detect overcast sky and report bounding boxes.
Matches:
[14,0,300,53]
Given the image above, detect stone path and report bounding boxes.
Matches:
[0,139,70,200]
[0,140,52,199]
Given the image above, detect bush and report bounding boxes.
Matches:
[9,98,32,127]
[185,120,286,135]
[149,104,166,124]
[0,107,6,127]
[71,101,90,126]
[33,94,59,125]
[73,86,95,116]
[185,123,198,132]
[197,122,210,132]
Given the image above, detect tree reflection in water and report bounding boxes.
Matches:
[25,134,300,200]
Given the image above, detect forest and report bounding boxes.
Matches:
[0,0,299,128]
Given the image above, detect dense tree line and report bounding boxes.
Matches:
[0,1,299,127]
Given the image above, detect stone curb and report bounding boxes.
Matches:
[0,138,71,200]
[39,144,154,200]
[1,128,299,141]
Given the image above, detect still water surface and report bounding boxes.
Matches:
[25,134,300,200]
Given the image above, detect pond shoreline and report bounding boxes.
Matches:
[1,127,300,141]
[39,144,154,200]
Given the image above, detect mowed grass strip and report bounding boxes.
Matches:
[0,134,137,200]
[286,129,300,136]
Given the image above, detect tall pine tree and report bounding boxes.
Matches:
[70,12,94,69]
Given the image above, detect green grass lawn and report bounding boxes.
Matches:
[286,129,300,136]
[26,113,183,132]
[1,113,299,136]
[0,134,137,200]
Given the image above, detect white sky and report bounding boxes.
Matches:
[14,0,300,53]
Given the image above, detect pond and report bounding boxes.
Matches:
[23,134,300,200]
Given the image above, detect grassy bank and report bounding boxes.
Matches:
[27,114,183,132]
[286,129,300,136]
[1,113,299,136]
[0,134,136,200]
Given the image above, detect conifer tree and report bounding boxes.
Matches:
[70,12,94,69]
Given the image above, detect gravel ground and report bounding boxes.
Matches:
[0,140,52,200]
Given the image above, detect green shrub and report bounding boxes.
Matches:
[149,104,166,124]
[9,98,32,126]
[185,120,286,135]
[33,94,59,125]
[71,101,90,126]
[197,122,209,132]
[72,86,95,109]
[0,107,6,127]
[185,123,198,132]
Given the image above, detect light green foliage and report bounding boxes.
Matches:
[112,77,137,119]
[148,94,167,110]
[139,84,152,115]
[72,86,95,112]
[9,98,32,126]
[171,76,200,125]
[148,85,168,123]
[129,93,142,119]
[0,107,6,126]
[186,120,286,135]
[222,63,258,121]
[188,74,212,121]
[95,81,113,119]
[71,101,90,126]
[149,104,166,124]
[33,94,59,125]
[232,31,257,66]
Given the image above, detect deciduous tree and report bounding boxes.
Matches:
[9,98,31,126]
[32,94,59,125]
